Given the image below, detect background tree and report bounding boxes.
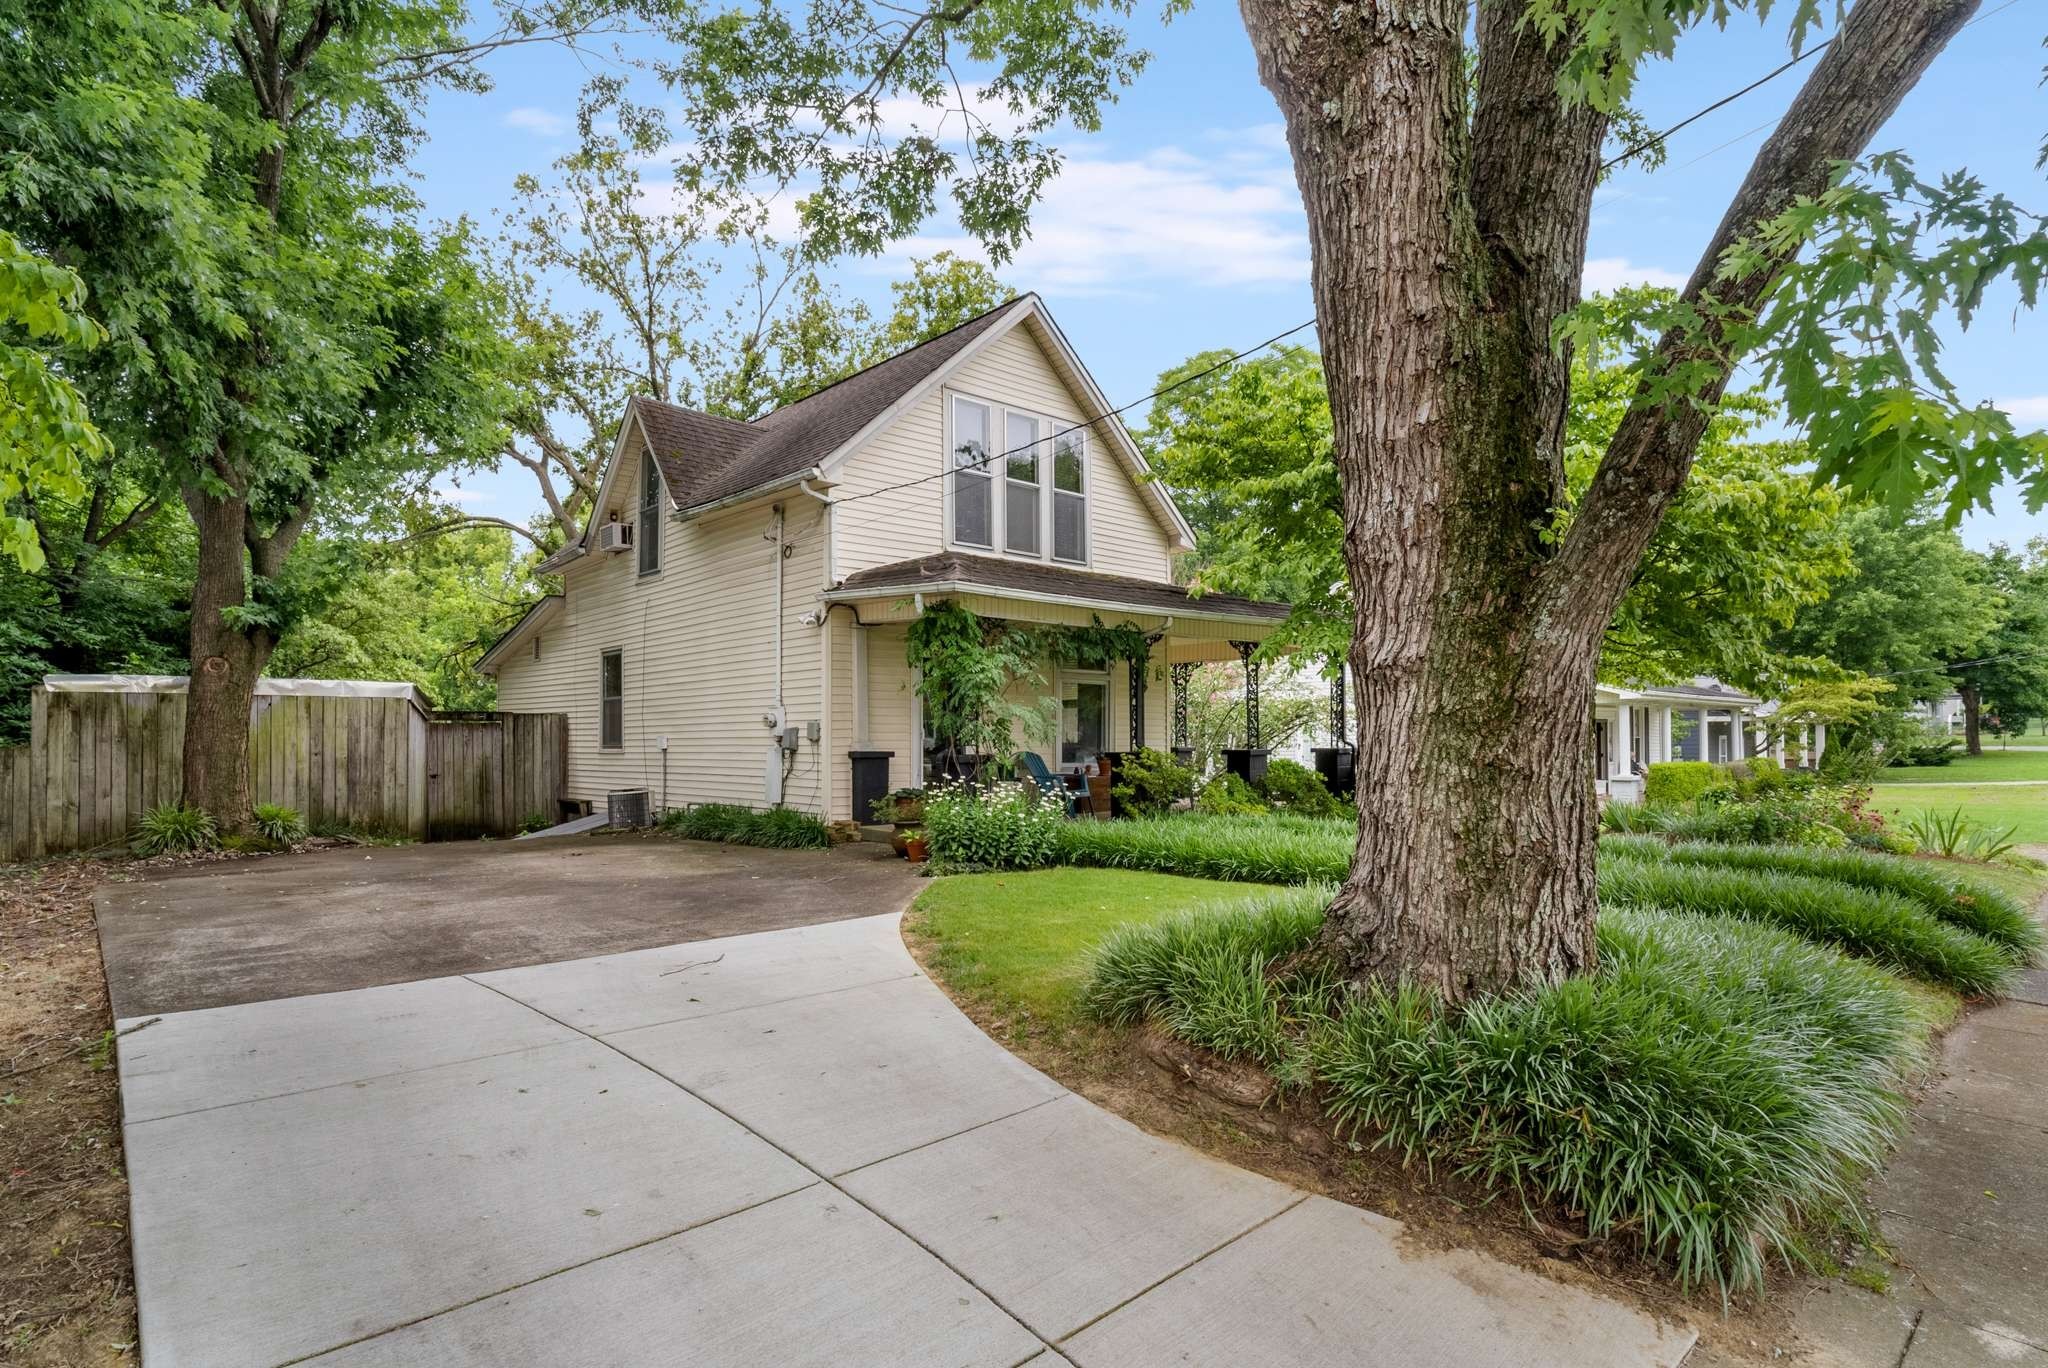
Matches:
[1947,541,2048,751]
[1777,507,2001,703]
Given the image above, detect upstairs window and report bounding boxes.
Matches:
[600,650,623,749]
[951,397,993,549]
[1003,412,1041,556]
[637,452,662,575]
[947,393,1089,565]
[1052,429,1087,563]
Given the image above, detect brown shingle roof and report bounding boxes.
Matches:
[631,296,1031,511]
[831,552,1290,622]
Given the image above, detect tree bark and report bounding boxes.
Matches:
[1959,682,1982,756]
[1237,0,1977,1000]
[180,484,273,828]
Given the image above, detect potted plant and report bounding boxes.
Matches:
[902,830,931,863]
[872,789,926,858]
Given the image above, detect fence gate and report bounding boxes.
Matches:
[425,712,566,842]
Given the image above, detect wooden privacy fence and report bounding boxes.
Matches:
[0,677,565,860]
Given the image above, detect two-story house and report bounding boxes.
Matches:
[479,294,1290,824]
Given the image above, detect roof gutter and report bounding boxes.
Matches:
[679,467,824,521]
[821,580,1287,628]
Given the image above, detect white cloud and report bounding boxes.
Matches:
[432,484,487,506]
[1994,395,2048,424]
[884,137,1309,295]
[1581,257,1687,293]
[503,107,569,138]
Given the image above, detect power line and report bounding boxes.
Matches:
[1601,0,2028,175]
[1601,45,1830,172]
[1874,646,2048,681]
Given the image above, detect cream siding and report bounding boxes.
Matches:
[493,415,833,818]
[830,316,1177,583]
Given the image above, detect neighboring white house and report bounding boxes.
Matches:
[1909,691,1965,734]
[480,295,1290,824]
[1592,678,1829,802]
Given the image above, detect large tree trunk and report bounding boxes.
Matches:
[181,486,274,831]
[1958,682,1983,756]
[1237,0,1978,1000]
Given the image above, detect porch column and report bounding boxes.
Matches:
[1614,701,1633,778]
[1659,707,1673,763]
[1128,653,1145,751]
[1813,723,1827,768]
[1171,663,1193,750]
[1329,657,1347,745]
[1233,641,1261,749]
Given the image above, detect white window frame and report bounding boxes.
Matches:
[946,395,996,551]
[1002,410,1043,557]
[637,451,663,577]
[944,388,1089,567]
[599,648,624,751]
[1050,425,1088,565]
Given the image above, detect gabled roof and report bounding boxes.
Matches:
[475,595,564,676]
[542,293,1193,573]
[828,553,1289,624]
[648,296,1028,509]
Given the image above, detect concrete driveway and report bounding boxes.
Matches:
[94,834,918,1016]
[111,872,1695,1367]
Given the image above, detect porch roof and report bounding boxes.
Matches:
[826,553,1291,627]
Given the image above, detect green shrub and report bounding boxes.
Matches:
[133,803,218,856]
[1644,761,1735,805]
[1195,772,1265,816]
[1743,755,1787,789]
[251,803,308,845]
[1086,888,1929,1295]
[1600,801,1679,835]
[1052,813,1351,885]
[1111,748,1198,816]
[923,779,1062,870]
[1603,837,2042,962]
[1087,887,1334,1070]
[661,802,831,849]
[1256,758,1344,817]
[1599,855,2016,995]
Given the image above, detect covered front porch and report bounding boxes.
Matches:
[819,554,1297,822]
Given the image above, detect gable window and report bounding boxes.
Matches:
[637,452,662,575]
[600,650,623,750]
[946,393,1090,565]
[950,397,994,548]
[1052,429,1086,563]
[1003,412,1041,556]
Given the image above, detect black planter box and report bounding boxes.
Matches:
[1312,746,1357,799]
[1221,748,1271,786]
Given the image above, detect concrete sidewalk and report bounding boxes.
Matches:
[117,913,1694,1368]
[1793,959,2048,1364]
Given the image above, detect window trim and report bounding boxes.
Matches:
[1002,410,1042,557]
[1050,425,1088,565]
[946,394,996,552]
[944,387,1089,568]
[599,648,624,751]
[637,452,663,577]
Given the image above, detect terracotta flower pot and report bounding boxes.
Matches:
[904,835,930,863]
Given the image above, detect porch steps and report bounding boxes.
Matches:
[856,824,897,845]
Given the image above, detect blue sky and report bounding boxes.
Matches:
[411,0,2048,550]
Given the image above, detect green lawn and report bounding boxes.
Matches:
[909,867,1274,1033]
[1882,748,2048,783]
[1872,783,2048,845]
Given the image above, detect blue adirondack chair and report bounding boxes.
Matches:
[1015,751,1083,817]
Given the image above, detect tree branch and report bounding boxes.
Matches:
[391,516,549,550]
[1545,0,1979,632]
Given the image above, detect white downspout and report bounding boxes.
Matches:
[772,504,786,720]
